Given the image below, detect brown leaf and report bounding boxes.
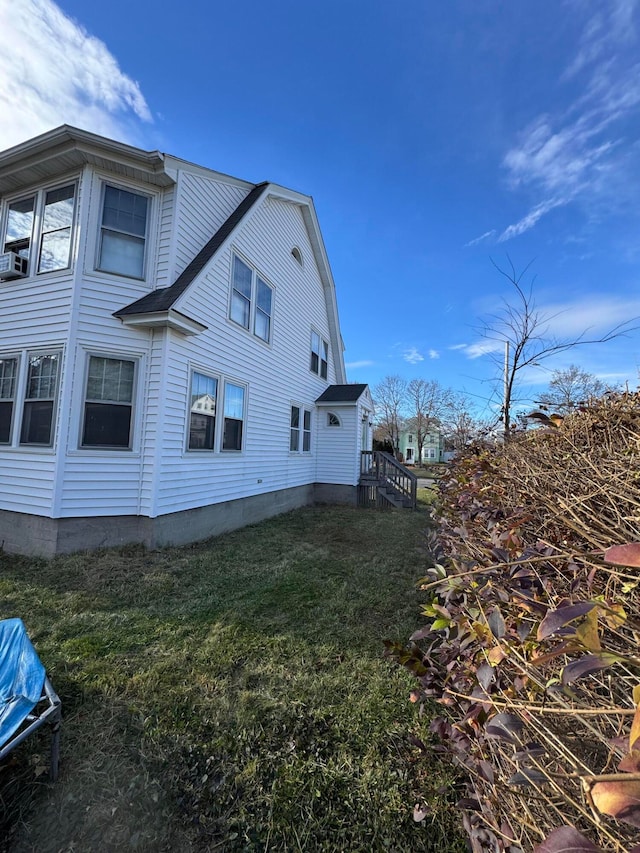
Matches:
[604,542,640,567]
[618,751,640,773]
[575,608,601,652]
[537,602,596,641]
[533,825,602,852]
[591,778,640,828]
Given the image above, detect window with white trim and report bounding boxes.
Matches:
[310,331,328,379]
[290,405,312,452]
[0,356,18,444]
[230,254,273,343]
[97,184,149,278]
[20,352,61,446]
[222,381,245,451]
[327,412,340,427]
[188,371,217,450]
[2,184,76,275]
[81,355,136,449]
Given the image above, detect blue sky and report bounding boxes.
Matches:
[2,0,640,419]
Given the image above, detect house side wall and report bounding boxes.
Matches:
[173,172,249,279]
[316,407,358,485]
[154,197,338,516]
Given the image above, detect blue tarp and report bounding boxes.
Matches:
[0,618,45,748]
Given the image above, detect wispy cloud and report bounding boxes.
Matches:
[345,360,374,369]
[466,230,496,247]
[449,343,468,351]
[403,347,425,364]
[428,349,440,359]
[0,0,151,150]
[499,1,640,239]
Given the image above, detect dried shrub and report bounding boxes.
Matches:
[388,392,640,852]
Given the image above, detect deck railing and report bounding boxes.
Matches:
[360,451,417,509]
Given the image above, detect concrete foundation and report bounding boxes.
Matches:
[0,482,356,558]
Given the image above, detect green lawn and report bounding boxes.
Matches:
[0,505,463,852]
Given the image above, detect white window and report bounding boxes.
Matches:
[310,331,328,379]
[327,412,340,427]
[188,371,217,450]
[97,185,149,278]
[0,356,19,444]
[222,381,245,451]
[81,355,136,449]
[20,352,61,446]
[230,254,273,343]
[2,184,76,275]
[290,405,312,452]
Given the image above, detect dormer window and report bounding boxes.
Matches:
[97,184,148,279]
[2,184,76,275]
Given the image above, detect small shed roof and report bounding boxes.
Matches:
[315,384,369,404]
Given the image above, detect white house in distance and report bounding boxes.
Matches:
[0,126,373,557]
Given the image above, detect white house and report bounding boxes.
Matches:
[0,126,373,557]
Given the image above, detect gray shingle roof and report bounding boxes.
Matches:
[315,384,368,403]
[114,182,269,318]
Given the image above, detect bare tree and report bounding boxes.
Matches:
[406,378,451,463]
[479,258,634,437]
[442,393,485,452]
[536,364,609,414]
[373,375,407,455]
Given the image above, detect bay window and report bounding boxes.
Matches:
[98,185,148,278]
[81,355,136,449]
[0,357,18,444]
[20,352,60,446]
[1,184,76,275]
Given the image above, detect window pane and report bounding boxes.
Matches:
[256,279,272,313]
[224,383,244,420]
[82,402,131,447]
[310,351,319,373]
[223,418,243,451]
[0,401,12,443]
[189,372,217,450]
[290,428,299,452]
[189,412,215,450]
[0,358,17,400]
[303,410,311,430]
[4,197,35,257]
[99,230,145,278]
[303,431,311,452]
[230,291,250,328]
[26,354,59,400]
[86,357,134,403]
[20,401,53,445]
[254,310,270,342]
[232,256,252,299]
[38,228,72,273]
[102,186,148,236]
[42,185,75,231]
[311,332,320,354]
[320,357,328,380]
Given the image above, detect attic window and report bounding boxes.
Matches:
[291,247,303,265]
[327,412,340,427]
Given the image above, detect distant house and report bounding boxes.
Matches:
[399,429,445,464]
[0,126,373,556]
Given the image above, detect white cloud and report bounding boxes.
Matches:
[458,340,506,360]
[498,2,640,239]
[428,349,440,359]
[466,230,496,247]
[449,343,468,351]
[403,347,424,364]
[345,360,374,369]
[0,0,151,150]
[539,295,640,338]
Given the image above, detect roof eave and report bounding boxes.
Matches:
[0,126,173,195]
[116,309,207,336]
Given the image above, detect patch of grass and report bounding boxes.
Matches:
[0,506,463,852]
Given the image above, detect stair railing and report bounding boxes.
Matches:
[360,451,417,509]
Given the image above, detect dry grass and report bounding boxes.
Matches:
[0,505,464,852]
